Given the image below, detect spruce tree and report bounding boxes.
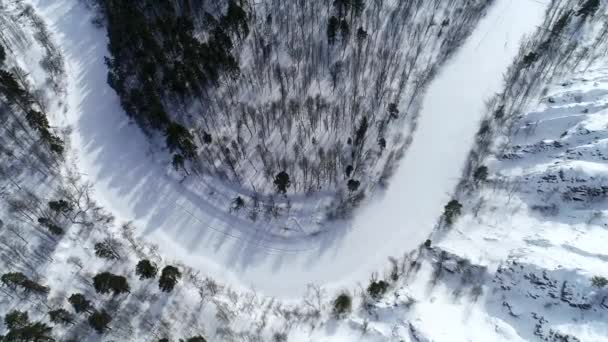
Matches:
[354,116,368,146]
[37,218,64,235]
[0,44,5,65]
[273,171,291,194]
[135,259,158,280]
[352,0,365,17]
[327,17,339,45]
[473,166,488,183]
[347,179,360,193]
[68,293,93,314]
[443,200,463,225]
[577,0,600,17]
[159,266,181,292]
[3,310,54,341]
[332,293,352,318]
[48,199,73,214]
[1,272,49,295]
[186,336,207,342]
[48,309,73,325]
[165,122,197,160]
[88,310,112,334]
[93,272,130,295]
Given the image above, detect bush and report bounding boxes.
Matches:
[332,292,352,318]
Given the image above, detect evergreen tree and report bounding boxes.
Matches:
[347,179,360,193]
[345,165,354,177]
[68,293,93,314]
[577,0,600,17]
[443,200,463,225]
[231,196,245,212]
[356,27,368,44]
[48,199,73,214]
[592,276,608,288]
[1,272,49,295]
[354,116,368,146]
[367,280,389,299]
[172,154,185,171]
[88,310,112,334]
[37,218,64,235]
[273,171,291,194]
[332,293,352,318]
[5,311,29,330]
[0,44,5,65]
[378,137,386,151]
[93,272,130,295]
[165,122,197,160]
[0,70,28,102]
[352,0,366,17]
[135,259,158,280]
[327,16,339,45]
[387,103,399,119]
[3,310,54,342]
[1,272,27,289]
[473,166,488,183]
[221,1,250,39]
[339,20,350,41]
[333,0,351,17]
[522,52,539,67]
[48,309,73,326]
[186,336,207,342]
[159,266,181,292]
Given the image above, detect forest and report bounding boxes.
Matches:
[1,0,607,340]
[92,0,494,220]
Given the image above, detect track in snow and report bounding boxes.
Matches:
[30,0,547,297]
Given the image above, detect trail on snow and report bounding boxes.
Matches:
[31,0,547,297]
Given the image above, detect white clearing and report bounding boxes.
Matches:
[31,0,547,297]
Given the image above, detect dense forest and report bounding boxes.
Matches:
[91,0,494,219]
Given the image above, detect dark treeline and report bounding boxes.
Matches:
[97,0,249,164]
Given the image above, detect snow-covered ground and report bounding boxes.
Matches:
[4,0,608,341]
[26,0,547,297]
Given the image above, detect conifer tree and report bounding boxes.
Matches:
[3,310,54,342]
[159,266,181,292]
[88,310,112,334]
[327,17,339,45]
[577,0,600,17]
[1,272,49,295]
[93,272,130,295]
[48,309,73,326]
[273,171,291,194]
[135,259,158,280]
[68,293,93,314]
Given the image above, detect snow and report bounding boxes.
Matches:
[26,0,547,298]
[4,0,608,341]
